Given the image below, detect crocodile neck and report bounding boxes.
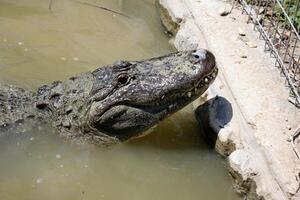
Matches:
[0,85,38,129]
[0,72,94,134]
[35,72,94,137]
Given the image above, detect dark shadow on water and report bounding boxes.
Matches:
[0,97,232,153]
[128,107,213,151]
[129,96,233,152]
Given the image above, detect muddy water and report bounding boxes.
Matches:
[0,0,239,200]
[0,0,171,88]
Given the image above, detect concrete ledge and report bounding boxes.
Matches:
[157,0,300,199]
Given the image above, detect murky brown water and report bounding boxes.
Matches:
[0,0,171,88]
[0,0,240,199]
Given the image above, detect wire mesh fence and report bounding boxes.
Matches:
[237,0,300,107]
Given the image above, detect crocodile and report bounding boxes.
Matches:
[0,49,217,146]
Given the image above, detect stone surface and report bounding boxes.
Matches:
[238,27,246,36]
[219,6,230,16]
[246,41,258,48]
[173,19,203,51]
[195,96,236,156]
[158,0,300,199]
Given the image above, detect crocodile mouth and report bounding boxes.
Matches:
[125,65,218,117]
[164,66,218,114]
[194,65,218,93]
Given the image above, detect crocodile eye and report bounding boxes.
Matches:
[117,74,130,85]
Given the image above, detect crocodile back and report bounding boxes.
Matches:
[0,85,36,129]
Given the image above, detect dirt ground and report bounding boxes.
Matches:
[158,0,300,199]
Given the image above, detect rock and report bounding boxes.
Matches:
[254,15,264,25]
[246,41,257,48]
[156,1,181,36]
[216,126,236,156]
[229,150,251,172]
[274,42,280,49]
[228,150,264,199]
[241,55,247,59]
[266,9,273,17]
[173,19,201,51]
[219,7,230,16]
[168,37,175,45]
[238,27,246,36]
[284,31,291,40]
[195,96,233,148]
[56,154,61,159]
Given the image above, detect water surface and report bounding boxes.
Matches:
[0,1,239,199]
[0,0,171,87]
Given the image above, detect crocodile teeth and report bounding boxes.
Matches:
[204,78,209,83]
[187,92,192,98]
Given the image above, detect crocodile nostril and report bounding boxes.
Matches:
[192,49,207,60]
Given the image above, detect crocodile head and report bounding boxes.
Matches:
[79,49,217,144]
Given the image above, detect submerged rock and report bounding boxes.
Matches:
[195,96,235,156]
